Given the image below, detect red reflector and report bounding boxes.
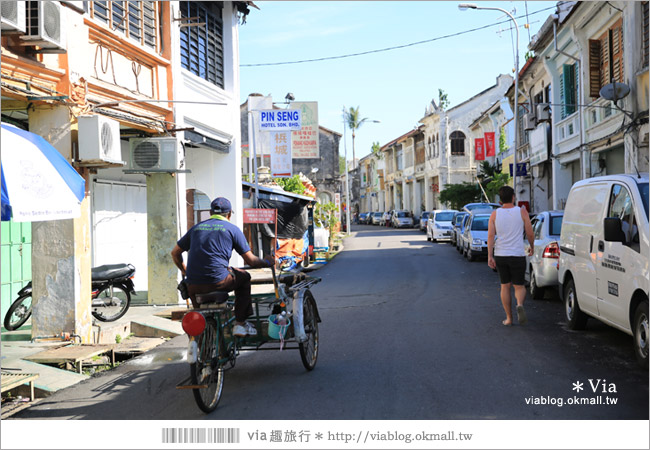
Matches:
[182,311,206,336]
[543,241,560,259]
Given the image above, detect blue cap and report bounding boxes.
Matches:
[210,197,232,214]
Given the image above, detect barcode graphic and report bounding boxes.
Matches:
[162,428,240,444]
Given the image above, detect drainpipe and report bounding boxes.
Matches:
[553,16,587,179]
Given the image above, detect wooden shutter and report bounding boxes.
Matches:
[600,30,611,88]
[562,64,576,117]
[589,39,602,98]
[611,22,624,83]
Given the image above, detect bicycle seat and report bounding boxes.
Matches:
[92,264,134,281]
[196,290,230,305]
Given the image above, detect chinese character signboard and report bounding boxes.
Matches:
[270,131,292,177]
[474,138,485,161]
[485,132,496,157]
[334,193,341,220]
[291,102,319,159]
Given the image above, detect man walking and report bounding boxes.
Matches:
[487,186,534,326]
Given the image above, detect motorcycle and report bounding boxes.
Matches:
[3,263,136,331]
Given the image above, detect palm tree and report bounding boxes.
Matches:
[343,106,368,169]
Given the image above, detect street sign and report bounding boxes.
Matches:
[509,162,528,177]
[243,208,277,224]
[258,109,302,131]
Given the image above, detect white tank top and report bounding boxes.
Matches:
[494,206,525,257]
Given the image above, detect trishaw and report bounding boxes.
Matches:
[177,265,321,413]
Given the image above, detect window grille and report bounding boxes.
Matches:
[450,131,465,156]
[88,1,159,51]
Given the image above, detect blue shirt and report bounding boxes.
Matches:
[177,216,251,284]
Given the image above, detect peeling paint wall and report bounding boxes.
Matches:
[30,106,93,342]
[147,174,179,304]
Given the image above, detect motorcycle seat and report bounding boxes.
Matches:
[92,264,134,281]
[196,290,230,305]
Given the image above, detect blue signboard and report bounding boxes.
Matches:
[509,163,528,177]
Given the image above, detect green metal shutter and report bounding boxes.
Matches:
[1,221,32,328]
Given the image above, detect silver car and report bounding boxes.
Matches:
[462,213,490,261]
[391,210,414,228]
[527,210,564,299]
[371,211,384,225]
[419,211,432,231]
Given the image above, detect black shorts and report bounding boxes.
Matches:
[494,256,526,285]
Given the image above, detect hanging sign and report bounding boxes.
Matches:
[243,208,277,224]
[258,109,302,131]
[475,138,485,161]
[485,132,496,157]
[291,102,319,159]
[270,131,292,177]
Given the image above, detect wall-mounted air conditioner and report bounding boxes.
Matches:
[20,1,66,51]
[78,115,123,165]
[129,138,179,171]
[1,1,26,33]
[536,103,551,122]
[524,113,536,131]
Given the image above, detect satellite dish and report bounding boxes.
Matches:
[599,82,631,102]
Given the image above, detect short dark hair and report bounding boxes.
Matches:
[498,185,515,204]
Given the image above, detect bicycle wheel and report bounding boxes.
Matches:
[4,294,32,331]
[191,319,225,413]
[299,290,319,371]
[92,284,131,322]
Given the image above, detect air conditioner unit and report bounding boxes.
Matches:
[1,1,26,33]
[524,113,536,131]
[536,103,551,122]
[20,1,66,51]
[129,138,180,171]
[78,115,123,165]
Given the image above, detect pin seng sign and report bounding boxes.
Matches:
[258,110,302,131]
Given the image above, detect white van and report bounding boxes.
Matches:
[558,174,649,367]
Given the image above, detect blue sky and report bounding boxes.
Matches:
[239,1,554,161]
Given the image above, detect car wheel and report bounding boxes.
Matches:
[530,270,544,300]
[564,278,588,330]
[633,299,649,368]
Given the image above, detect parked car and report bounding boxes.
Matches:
[463,202,500,213]
[359,212,371,224]
[391,210,414,228]
[456,213,472,253]
[419,211,432,231]
[462,213,490,261]
[426,210,457,242]
[558,174,649,367]
[526,210,564,299]
[371,211,384,225]
[450,211,468,246]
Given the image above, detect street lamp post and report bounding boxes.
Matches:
[342,109,380,235]
[459,3,520,197]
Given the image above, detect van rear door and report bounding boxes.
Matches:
[562,182,610,316]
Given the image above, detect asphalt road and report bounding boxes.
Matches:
[14,225,649,420]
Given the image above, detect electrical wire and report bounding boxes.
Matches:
[241,4,560,67]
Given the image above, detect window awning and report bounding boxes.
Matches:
[183,129,231,154]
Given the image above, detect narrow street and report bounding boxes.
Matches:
[14,226,649,420]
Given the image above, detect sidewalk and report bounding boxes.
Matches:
[0,261,332,417]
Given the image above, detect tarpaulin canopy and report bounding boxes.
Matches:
[258,198,309,239]
[1,123,85,222]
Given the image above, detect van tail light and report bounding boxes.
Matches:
[182,311,206,336]
[543,241,560,259]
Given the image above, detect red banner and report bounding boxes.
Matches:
[475,138,485,161]
[485,132,496,157]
